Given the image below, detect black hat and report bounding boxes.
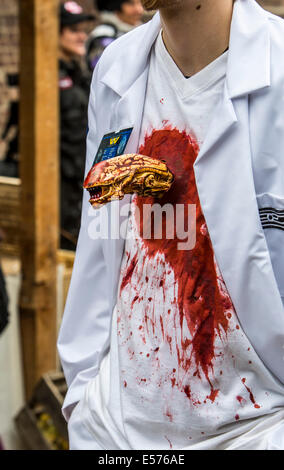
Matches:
[60,2,95,27]
[96,0,129,12]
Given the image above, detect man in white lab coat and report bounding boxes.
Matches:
[58,0,284,450]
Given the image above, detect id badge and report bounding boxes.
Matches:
[92,127,133,166]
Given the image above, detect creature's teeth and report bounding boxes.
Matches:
[89,186,103,199]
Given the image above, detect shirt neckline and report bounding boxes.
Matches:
[154,29,228,100]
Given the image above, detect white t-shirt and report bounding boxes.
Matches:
[82,30,284,450]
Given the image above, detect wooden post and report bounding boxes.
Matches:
[19,0,59,399]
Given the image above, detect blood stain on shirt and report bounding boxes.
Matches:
[206,388,219,403]
[236,395,245,404]
[119,127,256,410]
[183,385,191,399]
[120,253,138,293]
[165,435,173,448]
[241,378,260,408]
[139,129,231,393]
[166,409,173,422]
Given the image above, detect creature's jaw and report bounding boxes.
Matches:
[86,184,124,208]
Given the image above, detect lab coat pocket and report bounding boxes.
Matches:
[256,193,284,300]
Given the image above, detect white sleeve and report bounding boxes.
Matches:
[57,64,111,422]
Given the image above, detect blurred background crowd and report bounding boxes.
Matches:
[0,1,152,449]
[0,0,151,252]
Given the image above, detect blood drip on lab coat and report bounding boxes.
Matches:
[121,127,233,398]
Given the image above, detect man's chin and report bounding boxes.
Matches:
[141,0,182,11]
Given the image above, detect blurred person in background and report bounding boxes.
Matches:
[0,74,19,178]
[59,2,95,250]
[86,0,144,71]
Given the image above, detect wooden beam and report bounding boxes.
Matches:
[19,0,59,399]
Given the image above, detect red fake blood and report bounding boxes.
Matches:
[131,295,139,308]
[206,388,219,403]
[241,378,260,408]
[160,316,164,338]
[165,436,173,449]
[120,253,138,293]
[140,130,230,379]
[236,395,245,404]
[235,414,240,421]
[119,127,234,401]
[166,409,173,422]
[184,385,191,399]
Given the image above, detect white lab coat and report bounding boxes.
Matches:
[57,0,284,439]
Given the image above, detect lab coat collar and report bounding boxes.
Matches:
[227,0,270,98]
[100,0,270,99]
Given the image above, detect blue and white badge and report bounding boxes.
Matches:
[93,128,133,166]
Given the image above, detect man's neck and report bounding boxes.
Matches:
[160,0,234,78]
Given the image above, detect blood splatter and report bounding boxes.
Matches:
[166,409,173,422]
[236,395,245,404]
[165,435,173,449]
[206,388,219,403]
[235,414,240,420]
[184,385,191,399]
[138,129,231,389]
[241,378,260,408]
[120,253,138,293]
[119,127,239,405]
[131,295,139,308]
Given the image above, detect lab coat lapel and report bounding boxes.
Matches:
[100,11,161,309]
[194,91,284,383]
[193,0,284,382]
[103,67,151,310]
